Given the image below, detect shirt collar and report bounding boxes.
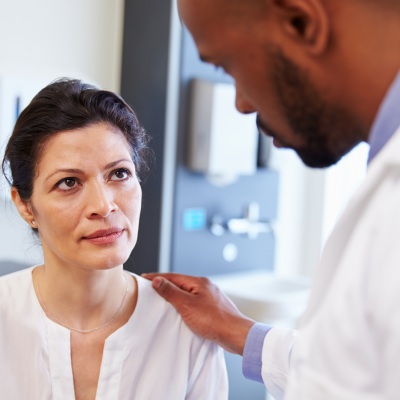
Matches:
[368,70,400,163]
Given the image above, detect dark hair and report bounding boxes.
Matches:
[1,78,152,201]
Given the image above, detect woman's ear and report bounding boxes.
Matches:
[11,187,36,228]
[271,0,330,55]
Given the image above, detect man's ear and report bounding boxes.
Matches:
[11,187,36,228]
[271,0,330,55]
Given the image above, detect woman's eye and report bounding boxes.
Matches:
[110,168,132,181]
[56,178,77,191]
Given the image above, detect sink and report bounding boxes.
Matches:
[211,270,311,326]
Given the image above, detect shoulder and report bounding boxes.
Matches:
[0,267,35,306]
[0,266,34,290]
[131,273,181,316]
[123,273,228,397]
[129,272,207,344]
[0,267,39,330]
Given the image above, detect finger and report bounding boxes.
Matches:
[142,272,175,280]
[141,272,156,279]
[143,273,206,292]
[151,277,191,307]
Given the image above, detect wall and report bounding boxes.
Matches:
[270,142,368,278]
[0,0,125,266]
[171,28,278,281]
[120,0,177,275]
[0,0,124,91]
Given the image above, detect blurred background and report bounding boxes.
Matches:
[0,1,369,398]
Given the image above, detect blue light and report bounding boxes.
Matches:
[182,208,207,231]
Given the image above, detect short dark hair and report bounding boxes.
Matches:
[1,78,152,201]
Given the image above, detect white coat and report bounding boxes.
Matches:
[262,126,400,400]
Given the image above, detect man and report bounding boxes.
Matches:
[144,0,400,398]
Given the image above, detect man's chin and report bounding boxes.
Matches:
[296,149,341,169]
[272,137,285,148]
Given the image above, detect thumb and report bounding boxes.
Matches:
[151,277,187,306]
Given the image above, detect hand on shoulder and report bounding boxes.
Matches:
[142,272,255,355]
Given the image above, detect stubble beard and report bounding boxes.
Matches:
[267,49,364,168]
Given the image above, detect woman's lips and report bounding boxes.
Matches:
[83,228,124,244]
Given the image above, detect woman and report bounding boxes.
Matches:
[0,78,228,399]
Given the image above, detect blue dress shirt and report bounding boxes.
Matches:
[368,70,400,162]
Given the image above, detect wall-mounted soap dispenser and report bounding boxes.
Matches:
[187,79,258,185]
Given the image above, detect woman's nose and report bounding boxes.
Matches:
[86,182,118,218]
[235,89,256,114]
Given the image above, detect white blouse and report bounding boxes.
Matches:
[0,267,228,399]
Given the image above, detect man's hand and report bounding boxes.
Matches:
[142,272,255,355]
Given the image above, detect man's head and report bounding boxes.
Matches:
[178,0,400,167]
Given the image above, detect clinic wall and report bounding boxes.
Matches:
[270,143,368,278]
[0,0,124,91]
[0,0,125,267]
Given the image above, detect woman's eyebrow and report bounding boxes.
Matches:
[44,159,133,182]
[44,168,83,182]
[103,159,133,170]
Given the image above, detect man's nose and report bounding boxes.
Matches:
[86,182,118,218]
[235,89,256,114]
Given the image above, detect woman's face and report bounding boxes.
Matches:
[19,123,142,272]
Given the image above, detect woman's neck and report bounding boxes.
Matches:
[33,263,134,333]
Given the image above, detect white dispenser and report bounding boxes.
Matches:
[187,79,258,185]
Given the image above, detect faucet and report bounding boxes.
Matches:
[210,202,272,240]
